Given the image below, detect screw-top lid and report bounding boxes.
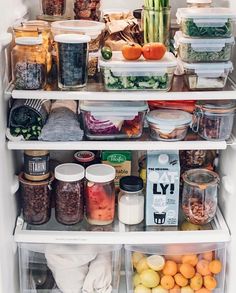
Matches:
[86,164,116,183]
[55,163,85,182]
[120,176,143,192]
[74,151,95,163]
[54,33,91,44]
[158,154,169,165]
[15,37,43,45]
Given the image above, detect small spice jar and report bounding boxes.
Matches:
[54,34,90,89]
[19,172,54,225]
[24,150,50,182]
[11,37,47,90]
[85,164,116,225]
[40,0,66,17]
[187,0,212,8]
[74,0,101,21]
[74,151,96,168]
[55,163,85,225]
[118,176,144,225]
[192,100,236,141]
[182,169,219,225]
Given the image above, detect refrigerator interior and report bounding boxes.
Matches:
[0,0,236,293]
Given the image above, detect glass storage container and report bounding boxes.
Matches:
[118,176,144,225]
[146,109,192,141]
[12,37,47,90]
[183,61,233,91]
[85,164,116,225]
[182,169,219,225]
[54,34,90,89]
[187,0,212,8]
[74,0,101,21]
[74,150,96,168]
[174,31,235,63]
[192,100,236,141]
[55,163,85,225]
[99,52,177,91]
[80,100,148,140]
[176,8,236,38]
[40,0,66,18]
[19,172,54,225]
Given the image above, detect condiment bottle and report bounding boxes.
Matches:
[187,0,212,8]
[118,176,144,225]
[74,151,96,168]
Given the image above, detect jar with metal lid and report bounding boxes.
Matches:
[85,164,116,225]
[41,0,66,17]
[12,37,47,90]
[192,100,236,141]
[118,176,144,225]
[19,172,54,225]
[55,163,85,225]
[187,0,212,8]
[74,151,97,168]
[182,169,219,225]
[24,150,50,182]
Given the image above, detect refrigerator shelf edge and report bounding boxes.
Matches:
[14,208,230,245]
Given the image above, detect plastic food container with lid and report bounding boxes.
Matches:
[187,0,212,8]
[176,8,236,38]
[174,31,235,63]
[55,163,85,225]
[192,100,236,141]
[182,61,233,90]
[182,169,219,225]
[80,100,148,140]
[99,52,177,91]
[85,164,116,225]
[146,109,192,141]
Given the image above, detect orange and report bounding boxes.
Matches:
[161,275,175,290]
[182,255,198,267]
[142,43,166,60]
[204,275,217,290]
[196,260,211,276]
[170,285,181,293]
[122,43,142,60]
[179,263,195,279]
[174,273,188,287]
[208,259,222,274]
[177,264,182,273]
[163,260,178,276]
[202,251,213,262]
[190,273,203,290]
[195,287,211,293]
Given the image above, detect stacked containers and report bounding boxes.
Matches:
[175,8,235,90]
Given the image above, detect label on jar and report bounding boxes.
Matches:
[24,154,49,176]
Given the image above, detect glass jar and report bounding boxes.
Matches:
[41,0,66,17]
[19,172,54,225]
[55,163,85,225]
[192,100,236,141]
[187,0,212,8]
[54,34,90,89]
[74,0,101,21]
[118,176,144,225]
[182,169,219,225]
[85,164,116,225]
[74,151,96,168]
[12,37,47,90]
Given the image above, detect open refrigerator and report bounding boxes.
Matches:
[1,0,236,293]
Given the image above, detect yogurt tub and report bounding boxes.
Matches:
[146,109,192,141]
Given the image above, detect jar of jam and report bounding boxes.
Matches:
[74,151,96,168]
[182,169,219,225]
[55,163,85,225]
[85,164,116,225]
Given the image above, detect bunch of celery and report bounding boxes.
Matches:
[144,0,170,45]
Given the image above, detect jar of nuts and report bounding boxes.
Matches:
[182,169,220,225]
[55,163,85,225]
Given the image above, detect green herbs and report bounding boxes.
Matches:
[103,68,169,90]
[11,117,42,140]
[182,19,233,38]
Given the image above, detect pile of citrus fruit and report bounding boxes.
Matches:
[132,251,222,293]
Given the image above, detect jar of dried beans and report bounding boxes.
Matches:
[74,0,101,21]
[41,0,66,17]
[182,169,219,225]
[55,163,85,225]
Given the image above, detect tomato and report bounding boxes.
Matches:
[142,42,167,60]
[122,43,142,60]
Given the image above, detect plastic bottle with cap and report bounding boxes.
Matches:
[158,154,169,165]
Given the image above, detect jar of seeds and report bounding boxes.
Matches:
[12,37,47,90]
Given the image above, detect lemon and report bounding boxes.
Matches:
[147,255,165,271]
[152,285,169,293]
[181,221,204,231]
[136,257,149,274]
[135,284,152,293]
[132,252,145,269]
[140,269,160,288]
[133,273,142,287]
[181,286,194,293]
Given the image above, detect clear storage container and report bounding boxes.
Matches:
[74,0,101,21]
[125,243,227,293]
[187,0,212,8]
[85,164,116,225]
[146,109,192,141]
[80,101,148,140]
[19,172,54,225]
[175,31,235,63]
[182,169,219,225]
[40,0,66,17]
[55,163,85,225]
[176,8,236,38]
[18,243,121,293]
[183,61,233,90]
[192,100,236,141]
[99,52,177,91]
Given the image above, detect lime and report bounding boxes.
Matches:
[140,269,160,288]
[147,255,165,271]
[101,46,112,60]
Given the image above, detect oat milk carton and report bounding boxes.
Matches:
[146,151,180,226]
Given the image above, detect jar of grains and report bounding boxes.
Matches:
[40,0,66,17]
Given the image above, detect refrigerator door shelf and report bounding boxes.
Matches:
[14,207,230,245]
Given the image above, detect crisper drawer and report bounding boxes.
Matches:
[18,243,122,293]
[125,243,227,293]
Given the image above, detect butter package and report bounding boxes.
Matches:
[146,151,180,226]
